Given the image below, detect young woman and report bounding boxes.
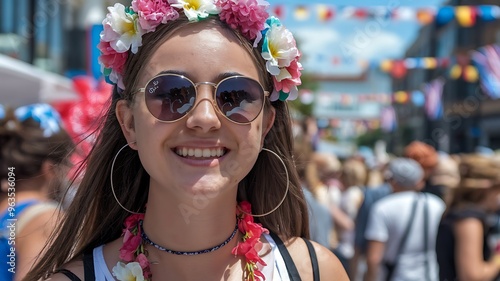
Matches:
[25,1,348,280]
[437,154,500,281]
[0,103,74,281]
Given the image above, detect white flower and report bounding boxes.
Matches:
[109,69,126,90]
[101,3,144,54]
[169,0,220,21]
[261,23,299,77]
[112,262,145,281]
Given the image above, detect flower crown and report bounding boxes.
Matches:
[98,0,302,102]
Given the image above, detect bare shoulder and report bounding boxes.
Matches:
[285,237,349,281]
[44,260,84,281]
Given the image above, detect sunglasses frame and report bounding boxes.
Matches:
[133,73,270,124]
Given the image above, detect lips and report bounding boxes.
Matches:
[174,147,227,158]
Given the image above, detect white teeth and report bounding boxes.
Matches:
[175,148,226,158]
[203,149,211,157]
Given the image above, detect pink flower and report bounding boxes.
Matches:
[136,253,149,270]
[216,0,269,41]
[98,41,128,75]
[233,201,269,280]
[120,229,142,262]
[135,253,152,278]
[238,201,253,214]
[124,213,145,230]
[239,220,268,241]
[131,0,179,32]
[272,59,302,101]
[253,268,266,280]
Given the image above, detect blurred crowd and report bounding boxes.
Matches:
[294,118,500,281]
[0,103,75,280]
[3,102,500,281]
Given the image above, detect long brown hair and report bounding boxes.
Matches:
[0,105,74,201]
[25,15,308,281]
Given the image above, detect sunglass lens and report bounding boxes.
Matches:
[216,77,264,123]
[145,75,196,121]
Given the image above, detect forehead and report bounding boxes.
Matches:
[139,23,260,85]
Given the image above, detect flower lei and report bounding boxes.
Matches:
[112,201,269,281]
[98,0,302,101]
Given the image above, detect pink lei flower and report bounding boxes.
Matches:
[216,0,269,45]
[233,201,269,280]
[131,0,179,32]
[114,202,268,281]
[114,213,151,280]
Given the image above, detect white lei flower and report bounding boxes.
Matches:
[112,262,145,281]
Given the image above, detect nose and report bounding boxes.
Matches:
[185,85,221,132]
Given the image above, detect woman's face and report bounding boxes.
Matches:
[117,22,275,201]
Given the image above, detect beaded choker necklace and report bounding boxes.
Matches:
[112,201,269,281]
[139,220,238,256]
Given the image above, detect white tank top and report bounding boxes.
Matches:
[92,233,290,281]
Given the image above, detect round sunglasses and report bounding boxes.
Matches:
[134,74,270,124]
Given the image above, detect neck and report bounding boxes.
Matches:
[142,184,239,256]
[141,186,244,279]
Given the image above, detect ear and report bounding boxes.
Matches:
[41,161,56,182]
[116,100,137,150]
[260,106,276,147]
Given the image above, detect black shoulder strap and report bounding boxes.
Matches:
[83,251,96,281]
[391,194,419,263]
[269,232,302,281]
[54,269,82,281]
[303,238,320,281]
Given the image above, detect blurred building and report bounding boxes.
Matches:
[311,69,392,157]
[392,0,500,153]
[0,0,122,107]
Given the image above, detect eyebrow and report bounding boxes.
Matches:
[156,70,246,82]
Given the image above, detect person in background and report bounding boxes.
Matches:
[335,158,367,272]
[0,103,74,281]
[25,1,348,280]
[437,154,500,281]
[364,158,445,281]
[305,152,343,251]
[293,130,332,249]
[429,153,460,206]
[350,164,391,281]
[404,141,442,200]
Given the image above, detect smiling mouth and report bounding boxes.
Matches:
[174,147,227,158]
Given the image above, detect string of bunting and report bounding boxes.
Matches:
[272,4,500,27]
[381,44,500,131]
[388,44,500,104]
[379,55,479,81]
[309,54,479,82]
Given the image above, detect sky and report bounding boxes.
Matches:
[266,0,448,76]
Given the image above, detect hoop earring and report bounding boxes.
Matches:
[238,147,289,217]
[110,142,143,214]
